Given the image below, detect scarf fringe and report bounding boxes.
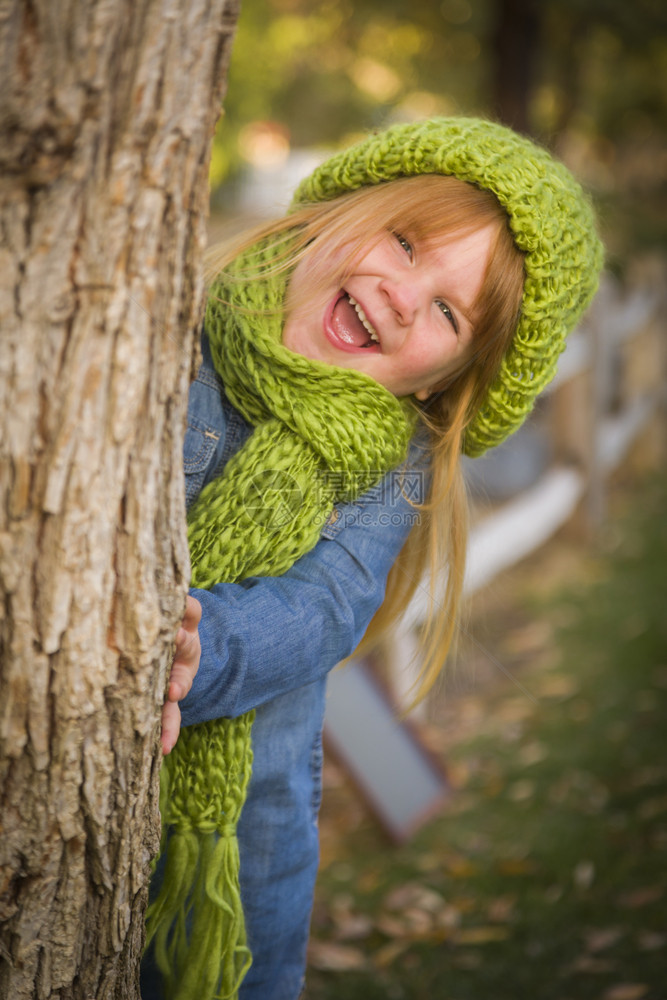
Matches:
[146,828,251,1000]
[147,713,255,1000]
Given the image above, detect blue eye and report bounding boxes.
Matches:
[395,233,413,259]
[436,299,458,334]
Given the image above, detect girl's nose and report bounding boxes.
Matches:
[379,275,419,323]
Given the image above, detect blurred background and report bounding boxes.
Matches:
[209,0,667,272]
[207,4,667,996]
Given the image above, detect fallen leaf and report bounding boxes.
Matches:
[544,884,563,904]
[332,911,374,941]
[445,858,479,878]
[372,940,410,968]
[486,896,516,922]
[307,940,367,972]
[518,740,548,766]
[415,852,444,873]
[376,907,437,941]
[636,930,666,951]
[573,860,595,889]
[358,870,381,893]
[637,794,667,820]
[449,895,477,914]
[452,949,483,969]
[402,907,435,936]
[376,914,408,939]
[617,886,664,909]
[454,925,511,945]
[583,927,624,952]
[496,858,538,876]
[565,954,615,974]
[601,984,650,1000]
[383,882,445,914]
[507,778,535,802]
[434,904,463,930]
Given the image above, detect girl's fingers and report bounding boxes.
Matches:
[161,595,202,753]
[168,661,196,701]
[161,700,182,755]
[182,595,202,631]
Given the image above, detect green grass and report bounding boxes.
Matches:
[306,473,667,1000]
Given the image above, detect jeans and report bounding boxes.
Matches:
[237,677,326,999]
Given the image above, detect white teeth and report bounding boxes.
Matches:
[348,295,379,342]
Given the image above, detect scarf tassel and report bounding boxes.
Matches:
[146,828,251,1000]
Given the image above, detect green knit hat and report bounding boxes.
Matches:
[292,117,604,457]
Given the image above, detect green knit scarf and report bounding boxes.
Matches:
[145,237,416,999]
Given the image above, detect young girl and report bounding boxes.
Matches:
[142,117,604,1000]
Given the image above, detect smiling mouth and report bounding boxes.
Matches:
[326,292,381,352]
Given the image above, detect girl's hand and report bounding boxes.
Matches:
[161,595,202,755]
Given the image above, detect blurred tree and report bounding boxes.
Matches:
[490,0,543,133]
[534,0,667,138]
[533,0,667,259]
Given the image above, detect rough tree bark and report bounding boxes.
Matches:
[0,1,239,997]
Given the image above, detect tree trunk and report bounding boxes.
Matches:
[0,2,238,997]
[491,0,542,135]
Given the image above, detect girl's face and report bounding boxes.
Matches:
[282,223,494,399]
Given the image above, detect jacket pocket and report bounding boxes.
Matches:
[184,420,220,508]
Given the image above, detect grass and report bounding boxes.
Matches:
[305,471,667,1000]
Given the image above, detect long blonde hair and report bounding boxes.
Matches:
[205,174,525,702]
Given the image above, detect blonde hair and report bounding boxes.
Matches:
[205,174,525,704]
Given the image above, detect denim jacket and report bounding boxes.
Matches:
[179,330,427,725]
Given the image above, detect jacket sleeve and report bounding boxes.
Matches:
[180,453,428,723]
